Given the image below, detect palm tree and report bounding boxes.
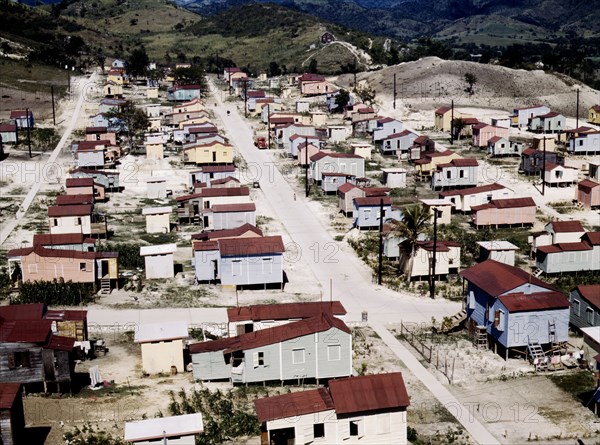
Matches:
[386,204,431,277]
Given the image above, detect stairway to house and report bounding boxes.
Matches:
[527,340,547,371]
[474,326,488,350]
[100,277,111,294]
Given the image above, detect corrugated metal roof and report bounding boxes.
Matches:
[440,183,506,197]
[124,414,203,442]
[193,241,220,252]
[0,304,45,321]
[578,179,600,190]
[188,336,239,354]
[33,233,95,246]
[140,243,177,256]
[48,204,92,217]
[0,320,52,343]
[45,309,87,321]
[0,383,21,409]
[46,334,75,351]
[310,152,363,161]
[211,203,256,213]
[582,232,600,246]
[55,194,94,206]
[498,291,569,312]
[353,196,392,207]
[548,220,585,233]
[218,235,285,256]
[198,165,236,173]
[460,259,555,297]
[134,321,188,343]
[227,301,347,322]
[191,224,262,241]
[254,388,334,422]
[537,242,592,254]
[576,285,600,310]
[328,372,410,414]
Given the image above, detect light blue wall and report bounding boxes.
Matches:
[192,350,231,381]
[220,254,284,286]
[353,204,392,228]
[194,250,220,281]
[537,249,599,274]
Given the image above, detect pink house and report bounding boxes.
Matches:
[472,124,509,148]
[471,197,536,228]
[299,73,330,96]
[85,127,117,145]
[577,179,600,208]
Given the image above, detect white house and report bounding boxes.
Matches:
[134,321,188,374]
[477,241,520,266]
[512,105,551,128]
[381,168,407,188]
[328,125,349,143]
[439,183,512,212]
[372,117,404,142]
[142,206,171,234]
[543,162,578,187]
[254,372,410,445]
[310,152,365,183]
[140,244,176,279]
[124,413,203,444]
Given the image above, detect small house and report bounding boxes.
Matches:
[511,105,550,128]
[399,240,461,280]
[477,241,519,266]
[134,321,188,374]
[106,69,128,85]
[353,196,392,230]
[351,143,373,160]
[414,150,460,178]
[176,187,251,224]
[440,183,512,213]
[124,414,203,445]
[280,124,316,153]
[55,194,94,207]
[189,165,238,186]
[568,131,600,155]
[32,233,96,252]
[227,301,347,337]
[382,168,407,188]
[140,244,177,279]
[183,141,233,165]
[299,73,330,96]
[472,124,510,148]
[487,136,522,157]
[211,203,256,231]
[471,197,536,228]
[434,107,473,132]
[9,110,34,129]
[298,143,321,166]
[543,162,578,187]
[420,198,453,225]
[530,220,586,255]
[321,173,354,194]
[589,105,600,125]
[519,148,563,175]
[190,312,352,383]
[65,177,105,201]
[0,383,25,445]
[536,232,600,275]
[144,139,164,160]
[337,183,362,216]
[48,204,93,236]
[528,112,565,133]
[290,134,321,158]
[173,98,204,114]
[461,259,570,359]
[327,125,348,143]
[142,207,171,233]
[254,372,410,445]
[310,152,365,183]
[577,179,600,208]
[98,98,127,114]
[372,117,404,142]
[0,123,18,144]
[70,169,120,192]
[431,158,479,190]
[167,85,202,102]
[145,178,167,199]
[191,224,262,247]
[408,136,435,161]
[588,161,600,181]
[380,130,418,156]
[85,127,117,145]
[209,176,240,189]
[569,285,600,330]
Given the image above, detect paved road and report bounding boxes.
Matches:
[210,80,500,444]
[0,73,98,246]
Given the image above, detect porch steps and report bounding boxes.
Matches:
[474,325,488,350]
[527,341,547,371]
[100,278,111,294]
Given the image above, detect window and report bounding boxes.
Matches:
[253,351,265,368]
[468,291,475,309]
[587,308,594,325]
[446,170,451,179]
[459,169,465,178]
[292,348,305,364]
[8,351,30,369]
[328,344,341,361]
[314,423,325,439]
[53,218,59,226]
[75,217,82,226]
[572,299,580,316]
[28,264,38,273]
[349,419,364,437]
[79,262,87,271]
[494,310,505,331]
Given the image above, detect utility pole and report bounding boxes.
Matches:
[576,88,580,129]
[377,198,384,285]
[243,79,248,118]
[450,100,454,145]
[305,135,309,197]
[25,108,32,158]
[393,73,397,110]
[542,135,546,196]
[267,104,271,149]
[51,86,56,126]
[430,208,438,299]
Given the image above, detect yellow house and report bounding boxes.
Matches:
[402,241,461,279]
[135,322,187,374]
[183,141,234,165]
[179,116,211,129]
[145,142,164,160]
[589,105,600,125]
[103,82,123,97]
[414,150,460,177]
[146,87,159,99]
[420,198,453,225]
[106,69,128,86]
[142,207,171,233]
[434,107,473,132]
[256,101,284,116]
[173,98,204,114]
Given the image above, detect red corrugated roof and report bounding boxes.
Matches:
[46,335,75,351]
[416,240,461,252]
[191,224,262,241]
[337,183,359,194]
[548,220,585,233]
[460,259,555,297]
[576,285,600,309]
[211,203,256,213]
[362,187,390,197]
[33,233,94,246]
[473,197,536,211]
[537,242,592,254]
[329,372,410,414]
[198,165,236,173]
[498,291,569,312]
[66,178,94,187]
[227,301,347,322]
[353,196,392,207]
[85,127,108,134]
[0,383,21,409]
[189,126,218,134]
[0,320,52,343]
[310,151,363,161]
[48,204,92,217]
[440,183,506,197]
[76,140,112,151]
[254,387,334,423]
[45,309,87,321]
[10,110,31,119]
[210,176,239,185]
[224,313,350,353]
[0,123,17,132]
[7,245,111,260]
[218,235,285,256]
[435,106,451,114]
[56,194,94,206]
[193,241,219,252]
[0,304,45,321]
[188,336,239,354]
[578,179,600,190]
[582,232,600,246]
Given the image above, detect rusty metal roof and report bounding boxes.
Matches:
[537,242,592,254]
[353,196,392,207]
[191,224,262,241]
[56,194,94,206]
[188,336,239,354]
[254,387,334,422]
[48,204,92,217]
[227,301,347,322]
[0,383,21,409]
[548,220,585,233]
[0,304,45,321]
[45,309,87,321]
[33,233,95,246]
[46,334,75,351]
[218,235,285,256]
[582,232,600,246]
[328,372,410,414]
[498,291,569,313]
[0,320,52,343]
[66,177,94,187]
[460,259,555,297]
[576,285,600,309]
[439,183,506,197]
[211,203,256,213]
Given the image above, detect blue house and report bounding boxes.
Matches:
[70,169,120,192]
[353,196,392,230]
[460,260,570,360]
[167,85,202,101]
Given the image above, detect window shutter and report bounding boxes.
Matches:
[253,352,259,368]
[302,425,314,444]
[8,353,16,370]
[468,291,475,310]
[357,419,365,438]
[494,310,501,328]
[22,351,30,368]
[339,421,350,440]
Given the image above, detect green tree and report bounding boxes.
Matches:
[308,58,318,74]
[173,65,206,88]
[464,72,477,95]
[334,89,350,112]
[387,205,431,276]
[354,82,376,106]
[104,102,149,150]
[451,117,466,140]
[268,61,281,77]
[127,47,149,78]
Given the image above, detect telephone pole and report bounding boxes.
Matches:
[377,198,384,285]
[542,135,546,196]
[576,88,580,129]
[305,135,309,198]
[25,108,32,158]
[450,100,454,145]
[51,86,56,126]
[393,73,397,110]
[430,208,438,299]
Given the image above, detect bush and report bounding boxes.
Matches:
[98,242,144,269]
[16,279,95,305]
